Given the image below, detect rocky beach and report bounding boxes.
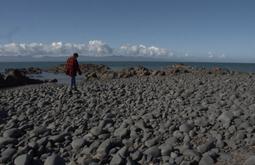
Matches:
[0,64,255,165]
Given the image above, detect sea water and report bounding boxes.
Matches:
[0,61,255,72]
[0,61,254,84]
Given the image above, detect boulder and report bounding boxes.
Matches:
[0,74,5,87]
[3,128,23,138]
[47,64,110,74]
[4,69,43,87]
[217,111,234,126]
[44,153,65,165]
[5,67,42,75]
[144,146,161,158]
[244,156,255,165]
[71,138,86,150]
[199,154,214,165]
[14,154,33,165]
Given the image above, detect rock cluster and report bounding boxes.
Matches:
[0,69,57,88]
[0,72,255,164]
[47,64,110,74]
[29,63,237,82]
[0,69,44,88]
[5,67,43,75]
[82,64,234,80]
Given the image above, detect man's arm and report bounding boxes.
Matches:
[75,60,82,75]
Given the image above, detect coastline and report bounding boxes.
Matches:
[0,66,255,164]
[1,61,255,73]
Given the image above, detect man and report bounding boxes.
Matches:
[65,53,82,93]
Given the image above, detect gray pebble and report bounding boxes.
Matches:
[44,153,65,165]
[244,156,255,165]
[14,154,32,165]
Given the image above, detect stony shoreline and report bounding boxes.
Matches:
[0,70,255,164]
[2,63,252,89]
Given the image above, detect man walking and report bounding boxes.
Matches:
[65,53,82,93]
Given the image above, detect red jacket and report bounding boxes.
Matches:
[65,56,81,76]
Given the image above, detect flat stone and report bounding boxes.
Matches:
[218,152,232,161]
[117,146,128,158]
[217,111,234,125]
[33,127,49,136]
[0,137,18,146]
[44,153,65,165]
[144,146,161,158]
[14,154,33,165]
[113,128,130,139]
[159,143,173,156]
[3,128,23,138]
[110,153,124,165]
[244,156,255,165]
[197,141,214,153]
[130,151,143,161]
[71,138,86,150]
[135,120,147,130]
[37,137,48,146]
[0,147,16,163]
[49,133,66,142]
[182,149,200,159]
[145,137,160,147]
[82,140,100,155]
[179,123,193,133]
[199,154,214,165]
[90,127,103,136]
[96,139,112,159]
[165,137,178,145]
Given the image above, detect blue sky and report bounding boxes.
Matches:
[0,0,255,61]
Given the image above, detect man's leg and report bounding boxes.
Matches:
[69,76,74,93]
[73,76,77,90]
[71,76,76,88]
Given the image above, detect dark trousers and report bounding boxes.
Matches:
[70,76,77,89]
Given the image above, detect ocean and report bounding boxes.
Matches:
[0,61,254,84]
[1,61,255,72]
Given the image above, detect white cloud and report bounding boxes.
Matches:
[0,40,228,60]
[0,40,172,58]
[208,51,226,59]
[219,53,226,58]
[117,44,171,57]
[87,40,112,55]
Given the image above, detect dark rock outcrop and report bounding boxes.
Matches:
[0,69,44,88]
[47,64,110,74]
[5,67,42,75]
